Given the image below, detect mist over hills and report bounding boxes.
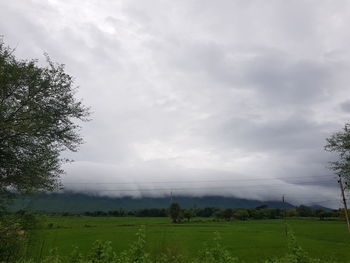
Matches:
[10,192,297,213]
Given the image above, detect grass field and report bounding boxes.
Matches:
[29,217,350,262]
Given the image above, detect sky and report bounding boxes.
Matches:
[1,0,350,208]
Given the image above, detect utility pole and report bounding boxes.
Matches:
[282,195,287,236]
[338,176,350,233]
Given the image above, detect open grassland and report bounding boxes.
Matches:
[29,217,350,262]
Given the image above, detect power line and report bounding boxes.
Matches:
[304,199,341,206]
[62,174,334,185]
[65,179,336,193]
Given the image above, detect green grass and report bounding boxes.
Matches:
[29,217,350,262]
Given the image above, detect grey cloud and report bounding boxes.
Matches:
[243,56,332,105]
[62,161,338,206]
[1,0,349,208]
[145,39,337,110]
[212,115,328,152]
[340,101,350,112]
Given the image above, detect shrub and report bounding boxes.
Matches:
[193,232,239,263]
[0,221,27,261]
[117,227,151,263]
[88,241,116,263]
[0,213,41,262]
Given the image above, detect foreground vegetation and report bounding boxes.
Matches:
[1,214,350,263]
[3,227,344,263]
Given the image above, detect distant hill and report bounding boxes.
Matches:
[309,204,332,211]
[10,192,295,213]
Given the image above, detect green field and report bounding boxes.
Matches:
[30,217,350,262]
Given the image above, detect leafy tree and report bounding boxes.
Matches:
[183,209,194,222]
[286,209,297,217]
[0,40,89,201]
[325,123,350,185]
[314,209,334,220]
[195,207,218,217]
[247,208,261,219]
[108,208,126,217]
[296,205,312,217]
[234,209,249,220]
[266,208,282,219]
[222,208,234,221]
[168,202,181,223]
[135,208,167,217]
[0,211,41,261]
[213,210,225,220]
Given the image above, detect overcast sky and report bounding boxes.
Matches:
[1,0,350,207]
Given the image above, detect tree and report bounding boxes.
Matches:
[234,209,249,220]
[286,209,297,217]
[0,39,89,201]
[314,209,334,220]
[296,205,312,217]
[222,208,234,221]
[195,207,217,217]
[183,209,194,222]
[168,202,181,223]
[325,124,350,185]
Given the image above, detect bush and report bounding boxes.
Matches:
[118,227,151,263]
[0,220,27,261]
[0,212,41,262]
[193,233,238,263]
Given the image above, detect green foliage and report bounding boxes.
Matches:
[286,209,297,217]
[169,203,182,223]
[0,212,40,262]
[87,241,116,263]
[296,206,312,217]
[3,223,349,263]
[265,232,312,263]
[42,249,62,263]
[325,123,350,183]
[67,247,84,263]
[195,207,218,217]
[222,208,234,220]
[0,39,89,199]
[194,233,238,263]
[233,209,249,220]
[91,228,150,263]
[314,209,334,221]
[157,247,186,263]
[0,220,27,261]
[117,227,151,263]
[286,232,310,263]
[183,209,194,222]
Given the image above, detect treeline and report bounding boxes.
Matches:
[83,208,167,217]
[61,204,341,221]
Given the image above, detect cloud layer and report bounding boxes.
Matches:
[1,0,350,207]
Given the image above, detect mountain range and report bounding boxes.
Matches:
[10,192,296,213]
